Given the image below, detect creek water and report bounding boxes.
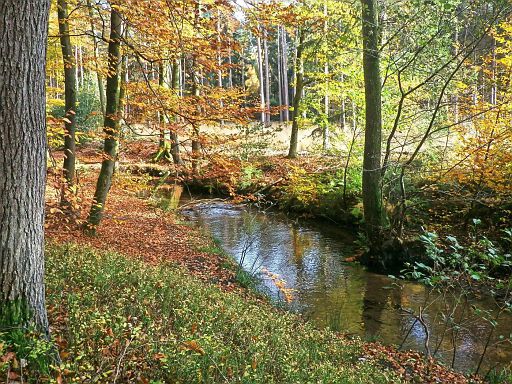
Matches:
[175,195,512,374]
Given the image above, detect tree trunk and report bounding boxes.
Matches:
[281,27,290,122]
[287,29,305,159]
[170,61,183,164]
[86,9,122,233]
[118,49,128,121]
[263,30,271,126]
[277,26,283,123]
[87,0,105,118]
[57,0,77,205]
[361,0,386,256]
[0,0,50,333]
[322,1,330,151]
[256,29,265,124]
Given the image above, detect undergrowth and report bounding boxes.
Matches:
[1,243,398,383]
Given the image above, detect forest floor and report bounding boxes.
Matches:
[35,142,491,383]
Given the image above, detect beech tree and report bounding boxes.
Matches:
[57,0,77,207]
[0,0,51,332]
[87,8,122,232]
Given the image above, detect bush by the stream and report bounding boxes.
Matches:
[279,166,361,222]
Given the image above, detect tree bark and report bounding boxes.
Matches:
[170,61,183,164]
[87,0,106,118]
[281,27,290,122]
[86,9,122,232]
[256,28,265,124]
[277,27,283,122]
[287,29,305,159]
[57,0,77,204]
[0,0,50,333]
[263,30,271,126]
[361,0,386,250]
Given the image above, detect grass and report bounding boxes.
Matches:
[2,243,400,383]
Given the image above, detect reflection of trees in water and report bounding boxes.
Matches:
[362,275,402,340]
[187,205,512,372]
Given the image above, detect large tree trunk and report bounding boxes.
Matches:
[58,0,77,205]
[86,9,122,232]
[0,0,50,333]
[287,29,305,159]
[361,0,386,256]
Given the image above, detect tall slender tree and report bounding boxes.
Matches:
[0,0,51,333]
[287,29,305,158]
[57,0,77,206]
[86,8,123,232]
[361,0,387,257]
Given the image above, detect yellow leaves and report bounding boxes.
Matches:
[446,108,512,193]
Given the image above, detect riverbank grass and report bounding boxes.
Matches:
[1,243,398,383]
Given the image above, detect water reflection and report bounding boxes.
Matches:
[181,202,512,373]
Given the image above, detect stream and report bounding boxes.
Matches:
[174,193,512,375]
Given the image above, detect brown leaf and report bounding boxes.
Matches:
[181,340,205,355]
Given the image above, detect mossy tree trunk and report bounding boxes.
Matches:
[0,0,50,333]
[86,9,122,233]
[57,0,77,207]
[287,29,305,159]
[361,0,388,263]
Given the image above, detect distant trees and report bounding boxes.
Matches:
[44,0,512,269]
[0,0,50,332]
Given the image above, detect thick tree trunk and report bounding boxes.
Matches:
[0,0,50,333]
[287,30,305,159]
[361,0,386,253]
[57,0,77,204]
[86,9,122,232]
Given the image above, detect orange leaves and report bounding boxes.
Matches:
[261,268,295,303]
[181,340,205,355]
